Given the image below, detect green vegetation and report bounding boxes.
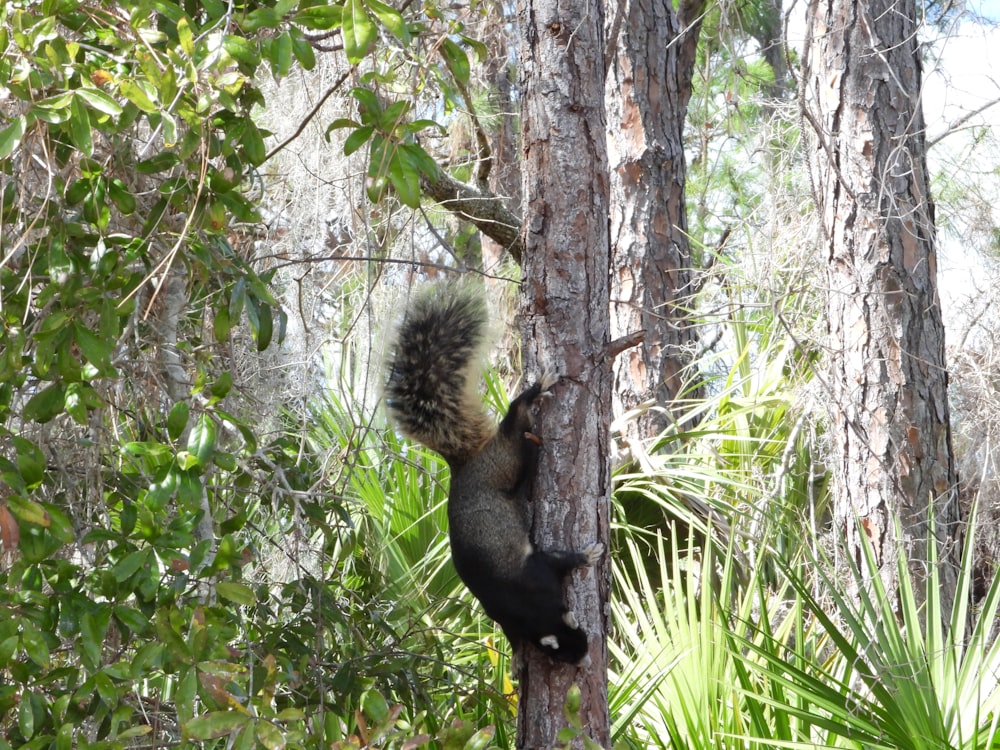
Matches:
[2,0,999,748]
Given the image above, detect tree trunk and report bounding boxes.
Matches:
[805,0,961,620]
[605,0,705,444]
[517,0,612,746]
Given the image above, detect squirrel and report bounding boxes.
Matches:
[384,282,603,664]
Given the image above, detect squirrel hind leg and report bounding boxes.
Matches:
[536,621,589,664]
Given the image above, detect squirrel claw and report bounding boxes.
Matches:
[524,430,543,446]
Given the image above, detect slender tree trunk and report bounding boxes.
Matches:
[517,0,612,746]
[605,0,705,443]
[805,0,961,619]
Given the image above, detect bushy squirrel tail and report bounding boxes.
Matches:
[385,283,496,466]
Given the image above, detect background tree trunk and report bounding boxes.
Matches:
[605,0,705,444]
[517,0,612,746]
[805,0,961,619]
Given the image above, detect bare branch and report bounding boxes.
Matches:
[421,166,524,264]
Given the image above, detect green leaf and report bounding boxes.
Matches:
[460,34,489,64]
[387,147,421,208]
[69,95,94,156]
[0,116,26,160]
[342,0,376,64]
[74,323,114,374]
[137,152,181,174]
[23,383,65,423]
[118,80,158,113]
[343,125,374,156]
[108,178,137,214]
[112,548,150,582]
[399,143,440,179]
[292,5,343,30]
[76,87,123,117]
[21,620,50,668]
[223,36,260,67]
[6,496,50,527]
[80,609,110,669]
[167,402,190,440]
[215,581,256,606]
[365,0,410,42]
[255,720,284,750]
[184,711,252,740]
[440,38,470,84]
[271,32,293,78]
[187,414,217,466]
[13,437,45,487]
[240,121,266,166]
[351,87,381,117]
[177,16,194,55]
[290,28,316,70]
[254,302,273,351]
[213,305,231,343]
[210,372,232,400]
[380,99,410,130]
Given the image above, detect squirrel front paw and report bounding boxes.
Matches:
[582,542,603,566]
[538,367,559,393]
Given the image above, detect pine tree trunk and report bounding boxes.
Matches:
[805,0,961,619]
[517,0,612,746]
[605,0,705,443]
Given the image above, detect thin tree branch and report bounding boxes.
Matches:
[421,167,524,264]
[265,69,351,162]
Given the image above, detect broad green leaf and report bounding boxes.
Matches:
[255,720,284,750]
[13,437,45,487]
[184,711,252,740]
[271,32,293,78]
[167,401,190,440]
[69,95,94,156]
[23,383,65,423]
[351,87,381,117]
[6,496,50,527]
[210,372,232,400]
[292,5,343,30]
[137,152,181,174]
[80,609,109,669]
[241,6,280,32]
[387,147,420,208]
[223,36,260,67]
[290,28,316,70]
[18,691,35,738]
[400,143,440,178]
[460,34,489,64]
[112,548,150,582]
[74,322,114,374]
[0,116,26,160]
[343,124,374,156]
[76,87,123,116]
[21,620,50,669]
[118,80,158,113]
[240,121,266,166]
[342,0,376,64]
[380,99,410,130]
[213,305,231,343]
[253,302,273,351]
[177,16,194,54]
[215,581,255,606]
[108,178,137,214]
[365,0,410,42]
[440,38,470,85]
[187,414,217,466]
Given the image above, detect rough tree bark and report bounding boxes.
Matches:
[805,0,961,619]
[517,0,612,746]
[605,0,705,444]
